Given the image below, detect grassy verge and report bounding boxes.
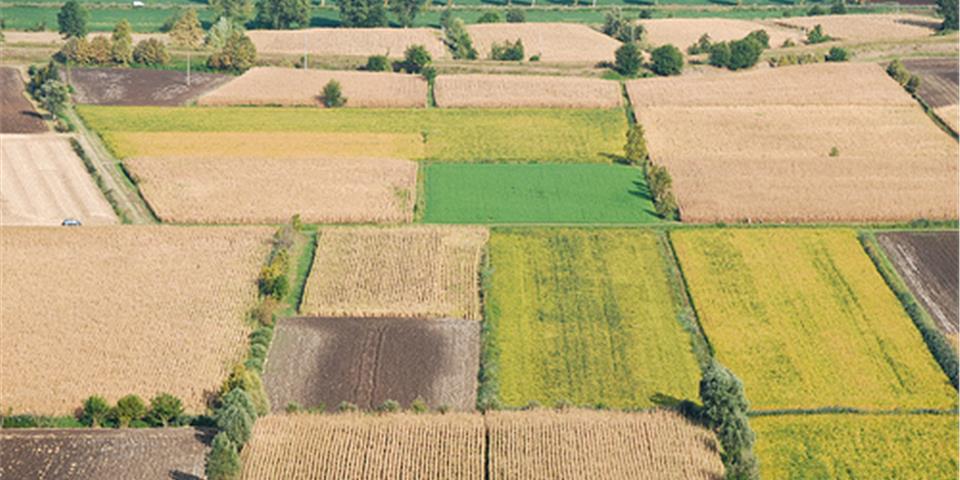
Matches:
[69,137,131,224]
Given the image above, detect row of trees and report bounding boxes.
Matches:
[80,393,185,428]
[208,0,430,28]
[614,42,683,77]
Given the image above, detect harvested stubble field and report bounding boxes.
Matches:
[486,229,701,408]
[640,18,801,49]
[124,156,417,224]
[264,317,480,412]
[1,134,116,226]
[240,413,484,479]
[465,23,621,63]
[753,414,959,479]
[302,226,487,319]
[66,67,230,106]
[247,28,446,59]
[487,409,724,479]
[672,229,957,411]
[0,67,45,133]
[935,104,959,132]
[79,105,626,163]
[0,226,270,414]
[0,428,211,479]
[198,67,427,107]
[422,164,659,224]
[877,231,959,343]
[434,74,621,108]
[773,14,938,42]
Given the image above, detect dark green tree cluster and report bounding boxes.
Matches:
[650,44,683,76]
[490,38,524,61]
[26,62,68,118]
[505,8,525,23]
[648,164,679,220]
[602,7,643,43]
[476,11,502,23]
[937,0,958,30]
[256,0,310,29]
[708,30,769,71]
[57,0,88,39]
[390,0,428,28]
[210,0,254,24]
[79,393,184,428]
[322,79,347,107]
[806,24,831,44]
[825,46,849,62]
[614,42,643,76]
[700,361,759,480]
[887,59,922,94]
[339,0,387,27]
[443,16,477,60]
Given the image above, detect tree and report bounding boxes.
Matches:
[113,394,147,428]
[133,38,170,65]
[744,29,769,49]
[937,0,958,30]
[476,11,501,23]
[505,8,525,23]
[624,124,648,165]
[88,36,113,64]
[221,363,270,416]
[390,0,427,28]
[40,80,69,117]
[825,46,848,62]
[830,0,847,14]
[726,38,762,70]
[490,39,524,61]
[708,41,731,67]
[111,20,133,64]
[398,44,431,73]
[806,24,830,44]
[170,9,204,48]
[339,0,388,28]
[210,0,254,24]
[650,44,683,76]
[256,0,310,29]
[57,0,88,39]
[905,74,921,94]
[687,33,712,54]
[614,42,642,76]
[365,54,391,71]
[207,30,257,73]
[321,80,347,107]
[444,17,477,60]
[147,393,184,427]
[215,401,254,445]
[81,395,111,427]
[602,7,642,42]
[206,433,241,480]
[700,361,759,480]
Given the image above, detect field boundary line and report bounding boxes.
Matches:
[476,245,500,411]
[619,80,636,125]
[659,230,715,364]
[749,407,959,417]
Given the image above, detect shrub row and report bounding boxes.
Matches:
[2,393,186,429]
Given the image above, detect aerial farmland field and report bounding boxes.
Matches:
[773,13,938,42]
[465,23,621,63]
[66,68,229,106]
[246,27,447,59]
[485,229,702,408]
[434,75,622,109]
[0,67,46,133]
[640,18,801,49]
[672,228,956,411]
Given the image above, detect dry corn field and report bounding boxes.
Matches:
[434,74,621,108]
[198,68,427,108]
[125,156,416,224]
[0,226,270,415]
[302,226,488,320]
[487,409,724,480]
[773,14,938,42]
[247,28,446,59]
[936,104,959,132]
[641,18,801,50]
[240,414,484,480]
[465,23,621,63]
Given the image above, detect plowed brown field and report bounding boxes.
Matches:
[0,67,45,133]
[247,28,446,58]
[465,23,621,63]
[902,58,959,132]
[434,74,621,108]
[67,68,230,106]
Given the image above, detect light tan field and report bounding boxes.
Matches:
[487,409,724,479]
[302,226,488,320]
[434,74,621,108]
[773,14,938,42]
[1,31,166,45]
[465,23,621,63]
[0,226,270,415]
[935,105,958,132]
[240,413,484,480]
[198,67,427,107]
[641,18,801,50]
[247,28,446,59]
[125,156,417,224]
[1,134,116,226]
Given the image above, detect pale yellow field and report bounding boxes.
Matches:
[773,14,938,42]
[465,23,621,63]
[0,226,270,415]
[434,74,621,108]
[247,28,446,58]
[487,409,724,479]
[197,67,427,107]
[935,104,959,132]
[302,226,488,320]
[641,18,801,50]
[241,413,484,480]
[125,156,417,224]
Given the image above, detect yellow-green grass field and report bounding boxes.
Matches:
[672,228,956,411]
[77,106,626,163]
[753,414,959,479]
[485,228,701,409]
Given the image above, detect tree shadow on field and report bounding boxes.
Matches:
[170,471,201,480]
[601,152,632,165]
[628,179,661,218]
[650,392,707,426]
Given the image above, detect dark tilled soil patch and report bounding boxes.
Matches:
[0,428,212,479]
[902,58,959,108]
[877,231,959,336]
[64,67,231,106]
[264,317,480,412]
[0,67,46,134]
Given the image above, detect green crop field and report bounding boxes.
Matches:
[753,414,959,479]
[78,106,625,163]
[671,228,956,411]
[484,228,702,409]
[421,163,660,224]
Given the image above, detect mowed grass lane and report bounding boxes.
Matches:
[672,229,956,411]
[486,229,702,409]
[422,164,659,224]
[77,106,625,163]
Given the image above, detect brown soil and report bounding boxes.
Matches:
[0,428,212,479]
[877,231,959,337]
[902,58,959,108]
[264,317,479,412]
[0,67,45,133]
[64,68,230,106]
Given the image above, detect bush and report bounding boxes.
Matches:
[490,38,524,61]
[337,401,358,412]
[147,393,183,427]
[411,397,429,413]
[886,59,910,85]
[603,7,643,42]
[40,80,70,117]
[700,361,759,479]
[444,17,477,60]
[830,0,847,14]
[825,46,848,62]
[708,41,731,68]
[250,297,278,326]
[806,24,830,44]
[624,124,648,165]
[321,79,346,108]
[364,54,390,71]
[378,399,401,413]
[113,394,147,428]
[258,248,289,298]
[206,432,241,480]
[222,363,270,416]
[57,37,92,64]
[476,11,501,23]
[744,29,769,49]
[87,35,113,64]
[687,33,712,55]
[81,395,111,427]
[397,44,431,73]
[807,4,827,15]
[505,8,525,23]
[207,31,257,73]
[57,0,88,39]
[421,65,437,83]
[726,38,763,70]
[650,44,683,76]
[133,38,170,66]
[216,396,254,446]
[614,42,643,76]
[906,74,921,93]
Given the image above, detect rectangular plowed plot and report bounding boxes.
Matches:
[487,409,724,480]
[0,226,270,415]
[240,414,484,479]
[902,58,959,109]
[0,428,211,479]
[302,226,487,320]
[877,231,959,342]
[753,414,959,479]
[264,317,479,412]
[248,27,446,59]
[434,75,621,109]
[486,229,702,409]
[0,67,46,133]
[465,23,621,63]
[672,229,956,411]
[124,156,417,224]
[1,134,116,225]
[66,67,229,106]
[422,164,660,224]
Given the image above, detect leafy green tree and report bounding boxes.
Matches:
[444,17,477,60]
[650,44,683,76]
[256,0,310,29]
[398,44,431,73]
[170,9,205,48]
[624,124,648,165]
[210,0,254,24]
[40,80,69,117]
[937,0,958,30]
[708,41,731,67]
[825,46,849,62]
[147,393,183,427]
[830,0,847,14]
[322,79,347,107]
[476,11,501,23]
[614,42,642,76]
[215,400,254,445]
[726,38,762,70]
[206,433,241,480]
[806,24,830,44]
[743,29,769,49]
[365,54,391,71]
[206,17,240,50]
[905,74,921,94]
[687,33,712,54]
[111,20,133,64]
[57,0,88,39]
[133,38,170,65]
[700,361,760,480]
[81,395,111,427]
[887,59,910,85]
[221,364,270,416]
[490,38,524,61]
[339,0,388,28]
[505,8,525,23]
[207,30,257,73]
[602,7,642,42]
[390,0,427,28]
[113,394,147,428]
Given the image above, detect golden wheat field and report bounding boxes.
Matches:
[247,28,446,58]
[465,23,621,63]
[434,74,621,108]
[240,413,484,479]
[773,14,938,42]
[935,104,959,132]
[302,226,488,320]
[487,409,724,479]
[125,156,417,224]
[0,226,270,415]
[641,18,801,50]
[197,67,427,107]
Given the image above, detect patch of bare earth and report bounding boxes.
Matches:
[902,58,959,132]
[65,67,230,106]
[434,74,621,108]
[0,67,45,133]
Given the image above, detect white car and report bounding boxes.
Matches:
[61,218,82,226]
